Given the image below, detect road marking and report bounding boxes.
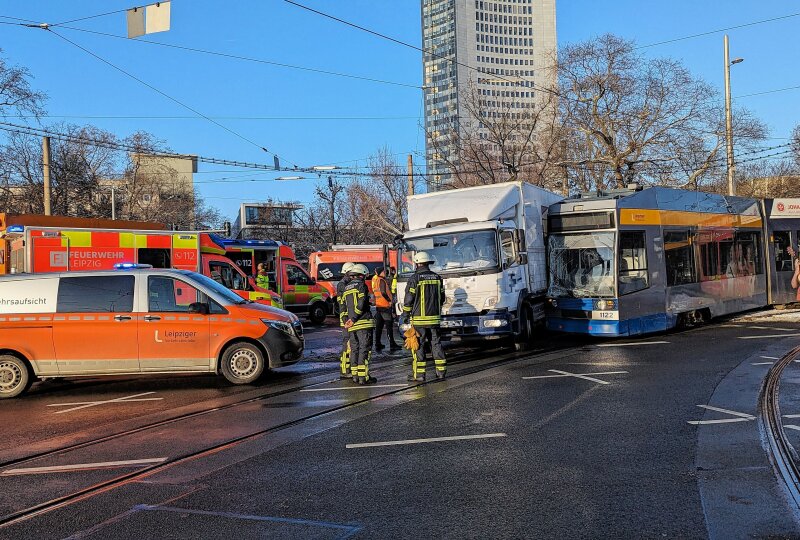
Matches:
[523,369,628,385]
[47,392,163,414]
[1,458,167,476]
[687,405,755,425]
[748,326,796,332]
[301,384,409,392]
[785,425,800,432]
[346,432,507,449]
[738,333,800,339]
[752,362,774,365]
[761,356,780,360]
[596,341,669,347]
[783,414,800,419]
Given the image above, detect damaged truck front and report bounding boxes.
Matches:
[396,182,562,350]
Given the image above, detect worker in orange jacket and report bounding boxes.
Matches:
[372,267,400,352]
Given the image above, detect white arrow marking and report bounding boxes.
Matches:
[1,458,167,476]
[522,370,628,385]
[687,405,755,425]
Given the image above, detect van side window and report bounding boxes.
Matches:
[148,276,200,312]
[286,264,312,285]
[57,276,135,313]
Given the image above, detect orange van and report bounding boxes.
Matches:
[0,267,304,398]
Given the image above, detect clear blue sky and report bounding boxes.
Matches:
[0,1,797,221]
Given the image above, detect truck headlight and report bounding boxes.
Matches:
[483,297,497,308]
[262,319,295,336]
[483,319,508,328]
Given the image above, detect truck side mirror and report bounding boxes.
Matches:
[517,253,528,265]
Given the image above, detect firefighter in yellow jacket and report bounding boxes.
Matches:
[402,252,446,381]
[342,264,377,385]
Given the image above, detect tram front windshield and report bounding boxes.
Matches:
[401,230,499,277]
[548,232,616,298]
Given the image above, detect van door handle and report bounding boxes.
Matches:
[143,315,161,322]
[114,315,133,321]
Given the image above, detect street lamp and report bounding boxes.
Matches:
[724,34,744,196]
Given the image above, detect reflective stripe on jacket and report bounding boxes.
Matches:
[336,276,352,327]
[371,275,392,309]
[403,268,445,327]
[343,278,375,332]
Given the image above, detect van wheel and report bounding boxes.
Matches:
[308,302,327,325]
[0,355,32,399]
[220,343,265,385]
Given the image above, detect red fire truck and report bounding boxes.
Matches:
[2,224,282,308]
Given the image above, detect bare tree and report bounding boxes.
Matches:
[348,147,416,238]
[426,79,564,189]
[0,50,45,117]
[558,34,767,191]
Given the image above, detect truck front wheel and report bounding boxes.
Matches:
[513,305,533,352]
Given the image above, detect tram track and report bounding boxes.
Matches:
[0,347,479,471]
[0,341,574,528]
[759,345,800,509]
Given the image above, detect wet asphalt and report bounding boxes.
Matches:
[1,314,800,539]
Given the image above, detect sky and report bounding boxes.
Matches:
[0,1,798,221]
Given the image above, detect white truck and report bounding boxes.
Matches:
[396,182,562,349]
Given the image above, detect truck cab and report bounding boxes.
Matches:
[397,182,562,349]
[221,239,331,324]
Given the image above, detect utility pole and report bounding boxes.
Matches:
[111,184,116,220]
[328,176,337,245]
[407,154,414,195]
[724,35,743,197]
[42,136,52,215]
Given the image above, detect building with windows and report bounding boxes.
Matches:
[421,0,557,189]
[230,201,305,240]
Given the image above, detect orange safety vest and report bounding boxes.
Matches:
[371,275,392,309]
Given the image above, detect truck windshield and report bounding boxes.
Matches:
[548,232,616,298]
[401,230,499,276]
[186,272,248,304]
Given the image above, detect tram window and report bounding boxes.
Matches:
[618,231,648,295]
[665,230,696,286]
[773,231,792,272]
[735,231,763,276]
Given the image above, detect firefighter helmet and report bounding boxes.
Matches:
[349,263,369,276]
[413,251,435,264]
[341,262,355,274]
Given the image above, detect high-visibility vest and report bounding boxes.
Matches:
[371,275,392,309]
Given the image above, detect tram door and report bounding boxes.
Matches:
[769,229,799,304]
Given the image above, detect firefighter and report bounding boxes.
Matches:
[402,252,446,381]
[372,267,400,352]
[337,262,356,379]
[342,263,377,385]
[256,263,270,291]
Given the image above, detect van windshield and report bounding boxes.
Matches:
[185,272,248,304]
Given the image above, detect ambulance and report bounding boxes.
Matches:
[220,239,331,324]
[2,225,283,308]
[0,267,304,398]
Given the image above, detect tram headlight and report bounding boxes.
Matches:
[593,299,616,310]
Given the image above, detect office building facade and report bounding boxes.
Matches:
[421,0,556,189]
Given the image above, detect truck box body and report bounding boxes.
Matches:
[399,182,562,344]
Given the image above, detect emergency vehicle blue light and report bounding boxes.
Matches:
[6,225,24,233]
[114,263,153,270]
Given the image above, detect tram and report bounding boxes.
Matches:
[545,185,800,336]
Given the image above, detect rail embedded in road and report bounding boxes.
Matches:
[759,345,800,509]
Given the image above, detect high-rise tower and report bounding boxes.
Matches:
[421,0,557,190]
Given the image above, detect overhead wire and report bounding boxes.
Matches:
[41,27,297,167]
